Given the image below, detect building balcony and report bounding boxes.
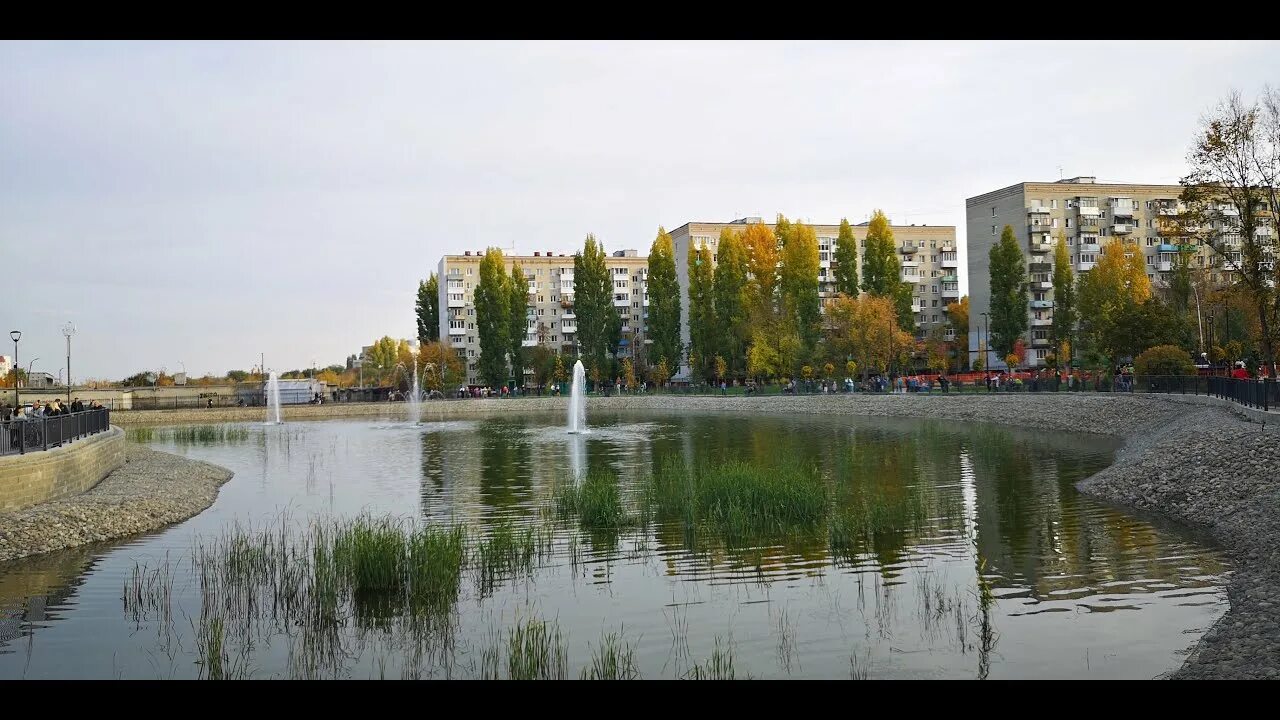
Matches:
[940,274,957,283]
[1157,203,1182,216]
[613,298,630,308]
[1079,242,1101,253]
[1157,243,1179,253]
[1030,300,1054,309]
[944,329,956,341]
[562,311,575,320]
[941,257,958,268]
[941,244,955,253]
[562,326,576,334]
[447,297,465,308]
[1032,280,1053,290]
[1031,336,1051,347]
[1027,204,1051,215]
[900,258,920,268]
[1029,241,1053,253]
[1031,317,1052,327]
[1110,199,1135,217]
[1112,223,1135,235]
[1028,260,1052,272]
[522,338,537,348]
[899,243,919,254]
[1219,205,1240,217]
[1221,259,1244,272]
[911,301,924,313]
[1156,260,1173,272]
[1029,225,1053,238]
[560,299,574,308]
[941,287,960,299]
[1077,261,1096,272]
[1077,204,1102,216]
[448,326,465,336]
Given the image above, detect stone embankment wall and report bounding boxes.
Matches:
[0,427,125,512]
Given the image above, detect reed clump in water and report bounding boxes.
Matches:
[580,628,641,680]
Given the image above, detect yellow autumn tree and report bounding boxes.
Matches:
[826,294,914,377]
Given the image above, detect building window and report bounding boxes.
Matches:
[992,207,997,217]
[992,225,997,235]
[1051,199,1058,209]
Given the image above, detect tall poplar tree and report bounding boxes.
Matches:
[781,221,821,359]
[1050,231,1077,365]
[574,235,613,378]
[507,262,529,386]
[712,227,749,377]
[989,225,1029,362]
[860,210,901,297]
[646,227,682,373]
[475,248,510,387]
[687,239,716,381]
[416,273,439,343]
[833,218,859,297]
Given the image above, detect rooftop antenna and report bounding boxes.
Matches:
[1058,165,1064,180]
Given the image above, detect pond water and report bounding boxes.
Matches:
[0,411,1229,679]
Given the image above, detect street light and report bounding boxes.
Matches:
[62,321,76,403]
[28,358,39,390]
[8,330,19,406]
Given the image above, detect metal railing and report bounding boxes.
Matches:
[1,407,112,456]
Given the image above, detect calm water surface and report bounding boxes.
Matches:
[0,409,1229,679]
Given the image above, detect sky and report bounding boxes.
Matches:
[2,40,1278,381]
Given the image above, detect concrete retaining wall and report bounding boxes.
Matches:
[0,427,125,512]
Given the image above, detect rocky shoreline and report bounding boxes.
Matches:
[4,391,1275,677]
[0,444,233,564]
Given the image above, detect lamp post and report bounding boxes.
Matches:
[9,330,19,407]
[28,358,39,391]
[62,322,76,403]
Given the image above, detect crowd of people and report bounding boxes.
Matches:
[1,397,104,421]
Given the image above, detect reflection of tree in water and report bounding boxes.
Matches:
[965,427,1225,600]
[475,419,534,522]
[417,430,448,521]
[0,546,97,653]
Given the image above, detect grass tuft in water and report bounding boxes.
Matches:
[580,628,641,680]
[685,636,737,680]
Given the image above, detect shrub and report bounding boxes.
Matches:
[1134,344,1196,376]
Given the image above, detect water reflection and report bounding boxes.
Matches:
[0,412,1229,679]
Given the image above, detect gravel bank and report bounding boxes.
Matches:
[0,444,233,563]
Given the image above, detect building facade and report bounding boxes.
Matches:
[964,176,1269,369]
[436,249,649,386]
[669,217,960,375]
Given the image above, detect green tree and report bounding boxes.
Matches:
[833,218,859,297]
[780,221,821,359]
[712,227,749,377]
[688,239,716,382]
[860,210,900,297]
[1077,241,1153,367]
[646,227,682,374]
[1134,344,1196,376]
[366,335,400,384]
[528,345,555,391]
[1051,232,1077,365]
[475,248,510,387]
[989,225,1028,362]
[416,274,439,344]
[574,234,613,380]
[507,263,529,387]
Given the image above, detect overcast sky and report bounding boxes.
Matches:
[3,40,1278,381]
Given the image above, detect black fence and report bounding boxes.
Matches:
[1,407,112,456]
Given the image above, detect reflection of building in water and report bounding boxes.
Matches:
[0,546,96,652]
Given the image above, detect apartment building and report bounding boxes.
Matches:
[669,217,960,376]
[964,176,1273,369]
[436,249,649,386]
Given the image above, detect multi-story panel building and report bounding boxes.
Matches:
[965,176,1261,369]
[669,217,960,376]
[436,249,649,386]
